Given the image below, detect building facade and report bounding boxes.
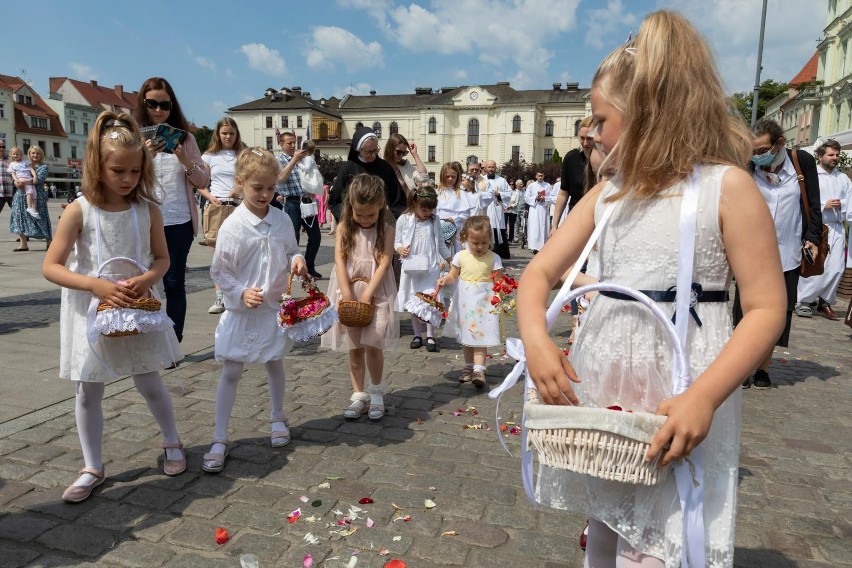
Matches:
[230,82,590,176]
[817,0,852,139]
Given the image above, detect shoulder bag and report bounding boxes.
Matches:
[790,150,829,278]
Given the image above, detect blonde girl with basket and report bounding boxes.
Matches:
[202,148,307,473]
[438,216,503,388]
[516,11,786,567]
[321,174,398,420]
[395,182,452,352]
[43,112,186,503]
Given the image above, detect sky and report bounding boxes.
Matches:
[5,0,828,128]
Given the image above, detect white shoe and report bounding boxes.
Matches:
[208,296,225,314]
[26,207,41,219]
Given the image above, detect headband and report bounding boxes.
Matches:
[356,133,378,151]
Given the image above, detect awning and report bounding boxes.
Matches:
[800,127,852,153]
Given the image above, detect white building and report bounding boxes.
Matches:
[229,82,590,175]
[0,79,14,148]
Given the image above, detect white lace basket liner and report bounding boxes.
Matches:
[403,285,445,327]
[523,282,689,486]
[277,274,339,342]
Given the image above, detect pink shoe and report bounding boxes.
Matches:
[62,467,106,503]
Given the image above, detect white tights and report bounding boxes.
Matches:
[212,359,286,442]
[74,372,180,484]
[410,316,435,339]
[584,520,665,568]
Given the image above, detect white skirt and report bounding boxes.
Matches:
[215,307,292,363]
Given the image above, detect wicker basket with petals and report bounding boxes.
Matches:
[278,274,338,341]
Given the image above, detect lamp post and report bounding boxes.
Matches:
[750,0,769,126]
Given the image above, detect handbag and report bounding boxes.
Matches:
[202,200,238,247]
[300,198,319,219]
[790,150,829,278]
[299,166,324,195]
[401,215,432,274]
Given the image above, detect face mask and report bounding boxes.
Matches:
[751,150,776,167]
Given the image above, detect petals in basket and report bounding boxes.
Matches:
[283,306,338,342]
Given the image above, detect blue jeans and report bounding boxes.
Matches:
[282,199,321,273]
[163,221,194,342]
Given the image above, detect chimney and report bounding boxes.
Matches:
[90,80,98,87]
[552,82,562,91]
[292,86,302,94]
[114,84,124,98]
[565,82,579,91]
[496,81,510,86]
[369,90,377,96]
[415,87,433,95]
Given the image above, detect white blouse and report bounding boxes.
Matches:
[752,155,804,272]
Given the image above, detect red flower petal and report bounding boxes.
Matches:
[359,497,374,504]
[215,527,230,544]
[384,560,408,568]
[606,405,623,411]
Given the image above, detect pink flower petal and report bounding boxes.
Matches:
[366,517,375,528]
[304,553,314,567]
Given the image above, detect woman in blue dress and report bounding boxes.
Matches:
[10,145,52,251]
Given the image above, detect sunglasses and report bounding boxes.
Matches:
[143,98,173,111]
[395,150,409,157]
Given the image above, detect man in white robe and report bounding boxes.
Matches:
[796,139,850,319]
[524,171,556,253]
[484,159,512,259]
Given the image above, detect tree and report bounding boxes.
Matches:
[551,148,562,164]
[498,160,562,185]
[193,126,213,153]
[316,153,344,184]
[730,79,790,124]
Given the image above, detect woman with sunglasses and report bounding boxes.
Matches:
[383,133,428,195]
[133,77,210,346]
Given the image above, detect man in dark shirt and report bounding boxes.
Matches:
[552,116,594,234]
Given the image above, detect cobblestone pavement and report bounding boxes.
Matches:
[0,217,849,567]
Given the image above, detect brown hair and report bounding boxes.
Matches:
[133,77,190,131]
[438,162,461,191]
[234,147,279,192]
[206,117,246,154]
[403,182,438,215]
[817,138,842,157]
[82,111,156,207]
[459,215,492,245]
[383,132,410,166]
[339,174,390,263]
[595,11,751,201]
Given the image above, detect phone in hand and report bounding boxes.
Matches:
[803,244,815,264]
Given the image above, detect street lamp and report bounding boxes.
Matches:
[750,0,768,126]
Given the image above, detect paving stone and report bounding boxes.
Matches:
[130,513,183,543]
[224,531,290,564]
[407,535,469,565]
[0,544,41,568]
[97,540,176,567]
[36,523,117,557]
[163,553,240,568]
[0,479,35,505]
[818,536,852,565]
[77,501,150,529]
[215,503,288,532]
[0,514,56,542]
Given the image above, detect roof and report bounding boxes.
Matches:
[0,74,67,139]
[790,52,819,87]
[339,83,590,110]
[229,88,342,119]
[49,77,137,111]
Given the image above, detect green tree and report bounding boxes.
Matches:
[551,148,562,164]
[193,126,214,153]
[730,79,790,123]
[316,153,343,183]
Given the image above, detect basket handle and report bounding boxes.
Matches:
[349,276,373,304]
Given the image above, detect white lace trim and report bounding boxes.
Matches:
[282,307,338,342]
[89,308,174,339]
[404,294,444,327]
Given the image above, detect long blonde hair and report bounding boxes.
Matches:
[82,111,156,207]
[596,10,751,201]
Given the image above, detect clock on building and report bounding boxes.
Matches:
[469,91,479,101]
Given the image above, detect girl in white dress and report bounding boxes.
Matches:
[438,216,503,388]
[43,112,186,503]
[517,11,787,567]
[202,148,307,473]
[395,184,452,351]
[436,162,478,254]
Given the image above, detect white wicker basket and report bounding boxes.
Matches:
[524,282,691,486]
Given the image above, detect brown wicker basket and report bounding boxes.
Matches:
[96,297,162,337]
[278,273,332,327]
[413,290,446,313]
[338,277,375,327]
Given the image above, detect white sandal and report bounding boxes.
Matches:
[270,419,291,448]
[344,392,370,419]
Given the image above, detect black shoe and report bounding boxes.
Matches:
[410,336,423,349]
[753,369,771,390]
[741,376,752,389]
[308,270,323,280]
[425,337,439,352]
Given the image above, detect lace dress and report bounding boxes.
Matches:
[536,165,740,567]
[443,250,503,347]
[60,199,182,381]
[321,225,399,351]
[395,213,451,311]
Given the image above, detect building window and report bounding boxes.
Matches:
[266,116,273,128]
[0,103,4,119]
[71,145,77,159]
[574,119,582,136]
[428,116,436,133]
[373,122,382,138]
[318,123,329,139]
[545,120,554,136]
[266,136,273,150]
[282,116,288,127]
[389,121,398,135]
[512,145,520,162]
[69,120,76,134]
[544,149,554,161]
[467,118,479,146]
[17,95,33,105]
[428,171,436,181]
[22,139,31,153]
[297,116,303,128]
[32,117,48,129]
[356,122,364,129]
[38,141,46,152]
[297,136,303,148]
[428,145,436,162]
[466,154,479,165]
[53,143,61,158]
[83,122,89,135]
[512,115,521,133]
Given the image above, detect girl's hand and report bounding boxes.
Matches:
[646,390,715,468]
[357,290,372,304]
[408,142,419,156]
[242,287,264,308]
[439,261,446,271]
[397,246,410,257]
[92,279,135,308]
[210,197,222,206]
[525,338,581,405]
[145,138,165,155]
[291,257,308,277]
[339,289,354,303]
[173,144,191,168]
[122,274,156,299]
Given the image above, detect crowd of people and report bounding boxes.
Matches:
[1,11,850,564]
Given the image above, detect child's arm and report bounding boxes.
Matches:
[123,204,170,298]
[34,164,48,186]
[358,224,395,303]
[210,220,258,308]
[646,167,786,467]
[394,214,407,256]
[30,166,37,180]
[42,201,136,306]
[516,183,605,405]
[334,222,354,302]
[437,264,460,286]
[197,187,221,205]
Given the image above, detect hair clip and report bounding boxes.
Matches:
[625,47,637,55]
[251,148,264,157]
[109,132,120,140]
[105,119,127,128]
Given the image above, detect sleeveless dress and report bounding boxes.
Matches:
[321,225,399,351]
[535,165,739,566]
[442,250,503,347]
[60,198,182,382]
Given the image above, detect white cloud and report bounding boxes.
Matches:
[68,62,97,80]
[239,43,287,77]
[453,69,469,80]
[337,0,394,27]
[210,100,228,115]
[583,0,638,49]
[305,26,384,72]
[194,55,216,71]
